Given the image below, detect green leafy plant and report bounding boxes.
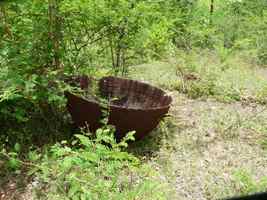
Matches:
[32,127,171,200]
[233,169,267,195]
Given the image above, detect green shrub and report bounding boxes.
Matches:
[32,127,172,200]
[0,70,70,149]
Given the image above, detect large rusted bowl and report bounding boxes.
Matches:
[65,76,172,140]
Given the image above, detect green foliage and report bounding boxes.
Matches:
[0,143,22,177]
[33,127,171,200]
[1,0,266,145]
[0,69,69,149]
[0,0,199,149]
[171,0,267,66]
[233,169,267,195]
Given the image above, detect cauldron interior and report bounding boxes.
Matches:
[99,76,172,109]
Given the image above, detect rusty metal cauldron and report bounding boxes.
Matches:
[65,76,172,141]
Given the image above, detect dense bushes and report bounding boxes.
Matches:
[30,127,174,200]
[1,0,266,147]
[0,0,183,148]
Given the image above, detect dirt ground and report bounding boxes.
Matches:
[146,92,267,200]
[0,176,33,200]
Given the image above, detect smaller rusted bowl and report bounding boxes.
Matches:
[65,76,172,140]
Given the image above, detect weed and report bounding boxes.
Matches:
[129,49,267,104]
[232,169,267,196]
[30,127,174,200]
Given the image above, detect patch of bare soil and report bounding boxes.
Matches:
[0,176,33,200]
[152,91,267,200]
[258,68,267,80]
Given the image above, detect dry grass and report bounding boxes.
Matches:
[128,50,267,104]
[129,51,267,200]
[130,92,267,200]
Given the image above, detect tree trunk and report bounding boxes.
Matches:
[210,0,214,24]
[48,0,62,68]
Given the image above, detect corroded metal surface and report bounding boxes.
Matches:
[65,76,172,140]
